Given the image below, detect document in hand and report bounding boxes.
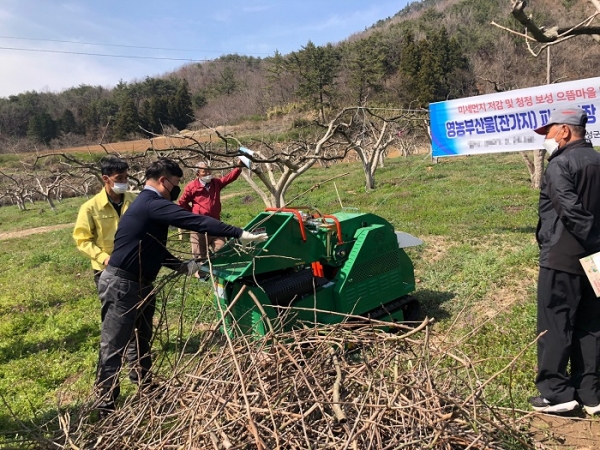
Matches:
[580,251,600,297]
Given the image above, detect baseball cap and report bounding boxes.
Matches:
[534,107,588,135]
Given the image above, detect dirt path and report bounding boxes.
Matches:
[0,223,73,240]
[529,413,600,449]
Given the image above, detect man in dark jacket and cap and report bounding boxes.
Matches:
[529,107,600,414]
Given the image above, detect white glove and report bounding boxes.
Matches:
[239,231,268,247]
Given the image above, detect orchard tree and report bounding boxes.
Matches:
[201,107,424,205]
[31,171,67,210]
[0,169,32,210]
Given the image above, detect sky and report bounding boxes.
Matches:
[0,0,411,98]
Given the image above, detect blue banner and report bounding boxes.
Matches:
[429,77,600,157]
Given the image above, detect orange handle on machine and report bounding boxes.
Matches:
[265,207,307,241]
[311,261,324,277]
[322,215,343,245]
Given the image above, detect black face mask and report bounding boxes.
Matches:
[169,185,181,201]
[163,179,181,201]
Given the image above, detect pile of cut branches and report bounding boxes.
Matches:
[52,317,534,450]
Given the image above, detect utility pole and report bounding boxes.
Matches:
[546,46,551,85]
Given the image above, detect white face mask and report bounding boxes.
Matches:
[543,126,565,156]
[112,182,129,194]
[543,138,560,156]
[200,175,212,183]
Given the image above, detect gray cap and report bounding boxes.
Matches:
[534,107,588,135]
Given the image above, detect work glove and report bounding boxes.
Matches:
[239,230,268,247]
[179,260,202,276]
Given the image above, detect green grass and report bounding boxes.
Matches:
[0,197,81,233]
[0,152,544,446]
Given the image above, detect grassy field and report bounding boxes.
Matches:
[0,153,543,446]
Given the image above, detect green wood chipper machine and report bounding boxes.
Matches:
[199,208,422,336]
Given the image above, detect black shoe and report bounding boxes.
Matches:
[95,401,115,420]
[139,381,165,396]
[528,396,579,413]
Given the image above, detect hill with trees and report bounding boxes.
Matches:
[0,0,598,152]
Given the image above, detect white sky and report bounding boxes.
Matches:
[0,0,410,98]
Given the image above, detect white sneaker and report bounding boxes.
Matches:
[528,396,579,413]
[583,404,600,415]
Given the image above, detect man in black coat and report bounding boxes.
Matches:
[529,107,600,414]
[94,158,266,418]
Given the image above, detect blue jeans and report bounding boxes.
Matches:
[95,268,156,404]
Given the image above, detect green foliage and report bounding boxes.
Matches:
[113,94,139,140]
[140,96,169,134]
[216,66,239,95]
[192,92,207,109]
[342,36,388,105]
[168,79,195,130]
[58,108,78,135]
[0,76,195,145]
[395,0,444,19]
[287,41,341,121]
[399,27,476,106]
[27,111,58,145]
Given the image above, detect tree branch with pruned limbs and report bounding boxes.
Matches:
[491,1,600,56]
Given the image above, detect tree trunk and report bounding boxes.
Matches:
[364,162,375,190]
[521,150,545,189]
[46,196,56,210]
[15,197,26,210]
[532,149,545,189]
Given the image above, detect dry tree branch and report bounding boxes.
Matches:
[492,2,600,57]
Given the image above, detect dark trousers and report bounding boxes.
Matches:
[536,267,600,406]
[95,269,156,404]
[93,270,102,290]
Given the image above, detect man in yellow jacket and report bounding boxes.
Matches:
[73,157,136,287]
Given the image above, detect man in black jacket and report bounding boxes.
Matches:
[94,158,267,418]
[529,107,600,414]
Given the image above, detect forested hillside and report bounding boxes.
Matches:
[0,0,598,152]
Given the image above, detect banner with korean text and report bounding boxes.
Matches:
[429,77,600,158]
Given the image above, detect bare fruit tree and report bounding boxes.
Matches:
[204,107,428,205]
[208,111,352,208]
[31,171,68,210]
[329,107,427,190]
[0,169,33,210]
